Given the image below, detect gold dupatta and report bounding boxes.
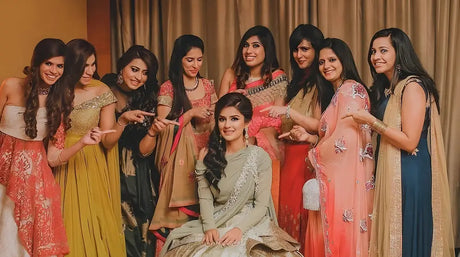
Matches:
[369,76,455,256]
[150,117,199,231]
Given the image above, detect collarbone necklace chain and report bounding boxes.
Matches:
[185,77,199,92]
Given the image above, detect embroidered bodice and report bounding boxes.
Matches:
[68,91,117,136]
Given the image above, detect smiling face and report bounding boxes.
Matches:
[370,36,396,80]
[39,56,64,86]
[218,106,247,144]
[242,35,265,69]
[293,39,315,70]
[182,47,203,79]
[319,48,343,88]
[120,58,148,91]
[79,54,96,86]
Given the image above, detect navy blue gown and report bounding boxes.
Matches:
[375,84,433,257]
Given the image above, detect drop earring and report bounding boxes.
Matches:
[116,72,123,85]
[396,64,402,75]
[244,127,249,147]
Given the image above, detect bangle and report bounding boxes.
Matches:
[286,105,291,119]
[194,169,206,176]
[372,119,387,134]
[117,118,128,127]
[147,130,156,137]
[311,135,319,147]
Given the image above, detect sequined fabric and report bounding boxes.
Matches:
[229,70,288,160]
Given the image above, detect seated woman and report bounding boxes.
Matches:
[160,93,301,257]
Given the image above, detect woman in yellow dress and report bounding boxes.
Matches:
[53,39,153,257]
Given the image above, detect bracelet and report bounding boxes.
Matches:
[286,105,291,119]
[194,169,206,176]
[311,135,319,147]
[147,130,156,137]
[117,118,128,127]
[372,119,387,134]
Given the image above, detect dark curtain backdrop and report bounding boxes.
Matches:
[109,0,460,247]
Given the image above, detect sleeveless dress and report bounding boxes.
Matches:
[0,106,69,257]
[369,77,455,257]
[279,88,324,256]
[53,80,126,257]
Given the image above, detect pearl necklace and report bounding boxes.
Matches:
[185,77,199,92]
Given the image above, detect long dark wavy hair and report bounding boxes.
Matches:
[203,93,253,189]
[368,28,439,112]
[287,24,333,112]
[231,25,280,89]
[47,39,99,141]
[317,38,368,106]
[166,34,204,120]
[22,38,65,139]
[101,45,159,152]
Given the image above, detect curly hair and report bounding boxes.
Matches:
[101,45,160,152]
[23,38,66,139]
[231,25,280,90]
[47,39,98,142]
[203,93,253,188]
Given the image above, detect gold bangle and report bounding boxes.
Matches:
[117,119,128,127]
[310,135,319,147]
[372,119,387,134]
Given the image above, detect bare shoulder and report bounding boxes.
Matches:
[403,81,426,99]
[0,77,26,95]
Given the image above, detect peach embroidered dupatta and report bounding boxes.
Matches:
[309,80,374,256]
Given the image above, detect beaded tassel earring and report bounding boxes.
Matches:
[116,72,123,85]
[244,127,249,147]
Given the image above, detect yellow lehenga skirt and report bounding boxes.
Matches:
[54,133,125,257]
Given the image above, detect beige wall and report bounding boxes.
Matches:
[0,0,87,82]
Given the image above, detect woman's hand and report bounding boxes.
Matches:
[202,229,219,245]
[148,118,179,135]
[119,110,155,125]
[192,106,214,119]
[279,125,317,144]
[260,105,287,118]
[198,147,208,161]
[218,227,242,246]
[342,109,374,125]
[80,127,115,145]
[233,89,247,95]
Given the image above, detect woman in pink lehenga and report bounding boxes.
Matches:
[219,25,288,162]
[294,38,374,256]
[0,38,106,257]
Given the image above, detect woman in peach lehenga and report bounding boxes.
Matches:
[296,38,374,256]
